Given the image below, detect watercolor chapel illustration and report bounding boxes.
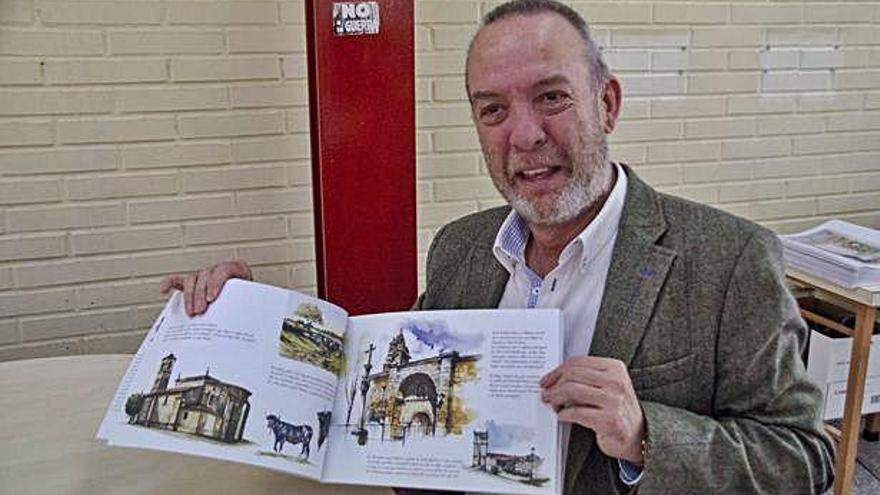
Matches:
[125,354,252,443]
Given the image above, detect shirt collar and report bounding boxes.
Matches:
[492,162,629,274]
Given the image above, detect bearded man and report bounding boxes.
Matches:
[164,1,835,493]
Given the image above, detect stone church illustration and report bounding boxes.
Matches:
[362,330,480,441]
[127,354,252,443]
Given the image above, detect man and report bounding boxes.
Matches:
[163,1,835,493]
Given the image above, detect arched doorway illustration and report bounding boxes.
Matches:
[397,373,438,435]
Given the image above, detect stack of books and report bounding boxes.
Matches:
[781,220,880,289]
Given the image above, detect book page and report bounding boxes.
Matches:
[97,279,348,481]
[322,309,562,495]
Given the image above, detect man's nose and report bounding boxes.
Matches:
[508,107,547,151]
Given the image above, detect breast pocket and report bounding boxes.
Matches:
[629,353,695,392]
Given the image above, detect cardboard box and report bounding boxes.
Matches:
[806,329,880,420]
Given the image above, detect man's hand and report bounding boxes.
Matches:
[159,260,252,317]
[540,356,646,465]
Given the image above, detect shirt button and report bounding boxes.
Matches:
[531,287,540,295]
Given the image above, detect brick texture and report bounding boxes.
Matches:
[1,0,879,361]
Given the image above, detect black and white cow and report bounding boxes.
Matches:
[266,414,312,459]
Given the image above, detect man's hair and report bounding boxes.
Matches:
[467,0,610,91]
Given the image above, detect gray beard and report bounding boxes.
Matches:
[507,156,612,226]
[502,132,612,226]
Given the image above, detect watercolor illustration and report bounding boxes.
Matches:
[278,302,346,375]
[802,230,880,263]
[342,318,483,446]
[471,421,547,486]
[124,353,252,444]
[257,410,332,463]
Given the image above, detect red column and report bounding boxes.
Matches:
[305,1,416,315]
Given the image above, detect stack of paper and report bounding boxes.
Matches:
[781,220,880,289]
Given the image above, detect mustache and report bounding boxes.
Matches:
[505,150,569,175]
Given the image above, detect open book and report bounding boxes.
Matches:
[97,279,563,495]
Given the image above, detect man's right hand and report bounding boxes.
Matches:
[159,260,252,317]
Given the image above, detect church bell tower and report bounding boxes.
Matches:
[151,353,176,393]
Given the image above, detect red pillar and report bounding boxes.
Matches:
[305,1,416,315]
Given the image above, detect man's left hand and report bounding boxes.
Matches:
[540,356,645,465]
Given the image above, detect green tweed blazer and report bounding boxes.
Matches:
[413,167,835,494]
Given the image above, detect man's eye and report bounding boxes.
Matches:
[479,104,506,123]
[538,91,571,111]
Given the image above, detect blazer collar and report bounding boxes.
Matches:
[589,164,676,364]
[565,165,678,492]
[463,165,676,323]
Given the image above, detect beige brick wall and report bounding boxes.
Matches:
[0,0,311,360]
[1,0,879,361]
[413,0,880,273]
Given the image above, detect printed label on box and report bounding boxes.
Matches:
[823,377,880,420]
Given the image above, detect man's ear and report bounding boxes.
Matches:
[599,75,623,134]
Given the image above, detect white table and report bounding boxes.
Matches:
[0,354,393,495]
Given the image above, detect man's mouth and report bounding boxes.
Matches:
[515,166,562,181]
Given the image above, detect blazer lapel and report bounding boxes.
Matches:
[461,243,509,309]
[565,167,677,493]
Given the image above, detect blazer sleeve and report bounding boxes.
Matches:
[636,230,836,494]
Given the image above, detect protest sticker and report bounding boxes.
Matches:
[333,2,380,36]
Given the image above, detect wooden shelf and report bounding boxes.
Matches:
[787,269,879,495]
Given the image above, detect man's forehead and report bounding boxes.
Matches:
[470,12,579,59]
[466,13,589,92]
